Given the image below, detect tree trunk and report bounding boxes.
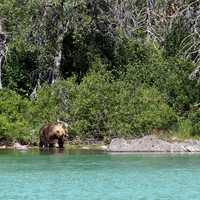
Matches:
[49,0,66,85]
[0,19,7,90]
[30,74,41,100]
[49,47,62,85]
[0,56,2,89]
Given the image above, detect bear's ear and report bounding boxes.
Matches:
[63,122,69,128]
[56,119,69,128]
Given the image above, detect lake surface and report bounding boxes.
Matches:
[0,150,200,200]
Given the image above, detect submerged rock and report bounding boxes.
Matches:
[108,136,200,152]
[13,142,29,151]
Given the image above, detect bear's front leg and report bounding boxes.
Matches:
[39,141,44,148]
[58,138,64,148]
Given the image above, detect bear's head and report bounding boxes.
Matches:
[56,120,69,139]
[53,125,68,139]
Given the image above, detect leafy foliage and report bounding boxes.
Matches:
[1,0,200,143]
[0,90,31,143]
[30,70,177,140]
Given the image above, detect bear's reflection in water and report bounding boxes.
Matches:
[39,147,100,156]
[39,147,64,155]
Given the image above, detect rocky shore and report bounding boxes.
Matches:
[0,142,29,151]
[2,135,200,152]
[108,135,200,152]
[0,142,107,151]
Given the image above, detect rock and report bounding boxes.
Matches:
[109,136,172,152]
[109,138,129,152]
[184,139,200,146]
[81,146,90,150]
[108,136,200,152]
[100,145,108,150]
[181,142,200,152]
[0,145,6,149]
[13,142,29,151]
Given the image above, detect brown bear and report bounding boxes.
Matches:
[39,123,68,148]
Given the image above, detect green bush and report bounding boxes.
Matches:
[188,110,200,136]
[133,86,177,133]
[106,85,177,137]
[174,119,193,139]
[0,90,30,143]
[68,70,177,138]
[123,45,198,113]
[29,78,77,128]
[0,79,77,144]
[69,71,115,138]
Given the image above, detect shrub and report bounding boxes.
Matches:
[174,119,193,139]
[133,86,177,133]
[68,70,177,138]
[0,90,30,143]
[107,85,177,137]
[29,78,77,129]
[124,52,198,113]
[188,110,200,136]
[69,71,115,138]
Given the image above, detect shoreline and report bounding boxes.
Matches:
[2,135,200,153]
[0,143,109,151]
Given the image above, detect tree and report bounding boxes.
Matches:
[0,18,7,89]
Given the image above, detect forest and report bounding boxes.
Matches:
[0,0,200,145]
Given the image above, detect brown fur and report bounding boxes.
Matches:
[39,123,68,148]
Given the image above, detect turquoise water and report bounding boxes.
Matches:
[0,150,200,200]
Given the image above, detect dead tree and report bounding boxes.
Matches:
[0,18,7,89]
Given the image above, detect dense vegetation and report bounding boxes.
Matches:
[1,0,200,144]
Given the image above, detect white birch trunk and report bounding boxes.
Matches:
[51,48,62,84]
[0,19,7,90]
